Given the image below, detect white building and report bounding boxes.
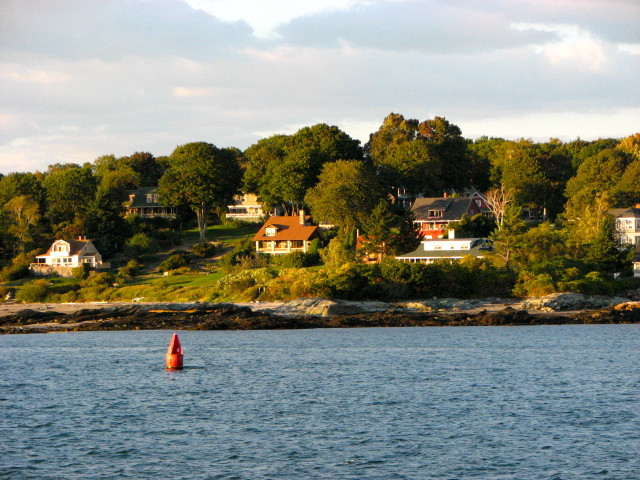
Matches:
[610,207,640,246]
[30,237,109,276]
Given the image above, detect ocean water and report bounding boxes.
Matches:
[1,325,638,480]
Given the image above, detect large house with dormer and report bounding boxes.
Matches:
[226,193,265,222]
[411,196,483,238]
[610,206,640,246]
[125,187,176,218]
[253,212,319,255]
[30,237,109,277]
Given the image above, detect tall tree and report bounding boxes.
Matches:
[243,124,362,213]
[42,163,97,230]
[4,195,41,253]
[158,142,242,241]
[305,160,384,232]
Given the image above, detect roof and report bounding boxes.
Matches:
[253,215,319,242]
[126,186,164,208]
[610,208,640,219]
[396,238,491,260]
[411,197,477,222]
[38,239,92,257]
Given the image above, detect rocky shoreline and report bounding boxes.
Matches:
[2,293,640,334]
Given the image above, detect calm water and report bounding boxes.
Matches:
[1,326,638,480]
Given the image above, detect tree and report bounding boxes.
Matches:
[305,160,384,232]
[42,163,97,228]
[4,195,41,253]
[486,185,515,230]
[158,142,242,241]
[360,201,398,260]
[243,124,362,213]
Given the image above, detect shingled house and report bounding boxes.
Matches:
[125,187,176,218]
[610,206,640,246]
[411,196,482,238]
[253,212,319,255]
[395,235,492,264]
[30,237,109,277]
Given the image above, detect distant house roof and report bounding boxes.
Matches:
[39,239,92,257]
[411,197,478,222]
[610,207,640,219]
[396,238,490,260]
[253,215,319,242]
[126,186,164,208]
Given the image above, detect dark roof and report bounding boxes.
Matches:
[411,197,476,222]
[126,187,164,208]
[253,216,319,242]
[396,238,490,259]
[39,239,92,257]
[610,208,640,219]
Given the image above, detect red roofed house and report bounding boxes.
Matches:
[253,212,319,255]
[411,196,482,238]
[30,237,109,277]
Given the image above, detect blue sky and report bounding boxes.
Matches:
[1,0,638,174]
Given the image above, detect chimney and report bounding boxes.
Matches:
[635,204,640,209]
[299,209,306,225]
[443,192,448,198]
[448,229,455,239]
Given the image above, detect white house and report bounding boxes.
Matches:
[226,193,265,222]
[395,234,492,264]
[610,206,640,246]
[30,237,109,276]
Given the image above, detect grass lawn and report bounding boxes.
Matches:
[183,222,261,245]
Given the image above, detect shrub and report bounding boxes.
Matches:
[192,242,218,258]
[159,251,193,271]
[119,259,143,277]
[16,279,50,303]
[125,232,159,257]
[85,272,116,287]
[153,228,181,249]
[72,263,91,280]
[219,238,257,270]
[0,250,37,282]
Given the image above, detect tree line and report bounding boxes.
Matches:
[0,113,638,294]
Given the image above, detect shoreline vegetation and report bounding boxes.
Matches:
[2,296,640,334]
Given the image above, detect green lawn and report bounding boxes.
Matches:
[182,222,261,244]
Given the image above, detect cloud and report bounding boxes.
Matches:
[511,23,607,71]
[183,0,369,38]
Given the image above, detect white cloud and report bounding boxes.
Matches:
[183,0,370,37]
[458,107,640,142]
[511,23,607,71]
[618,43,640,55]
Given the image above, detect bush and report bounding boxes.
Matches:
[153,228,181,249]
[125,232,159,257]
[0,250,37,282]
[16,279,50,303]
[72,263,91,280]
[85,272,116,287]
[159,251,193,271]
[192,242,218,258]
[218,238,257,270]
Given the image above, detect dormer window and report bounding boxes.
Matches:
[53,243,68,252]
[265,226,277,237]
[428,210,443,218]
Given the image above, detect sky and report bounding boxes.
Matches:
[1,0,639,174]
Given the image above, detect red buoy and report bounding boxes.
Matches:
[165,332,184,369]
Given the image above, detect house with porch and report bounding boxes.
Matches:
[125,187,176,218]
[411,196,482,238]
[610,206,640,246]
[226,193,265,222]
[30,237,110,277]
[395,233,492,264]
[253,212,319,255]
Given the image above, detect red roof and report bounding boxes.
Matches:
[253,216,319,242]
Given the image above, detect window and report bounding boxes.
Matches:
[265,227,277,237]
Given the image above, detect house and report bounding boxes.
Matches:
[395,234,492,264]
[633,246,640,278]
[610,206,640,246]
[253,212,319,255]
[30,237,110,277]
[226,193,265,222]
[125,187,176,218]
[411,196,482,238]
